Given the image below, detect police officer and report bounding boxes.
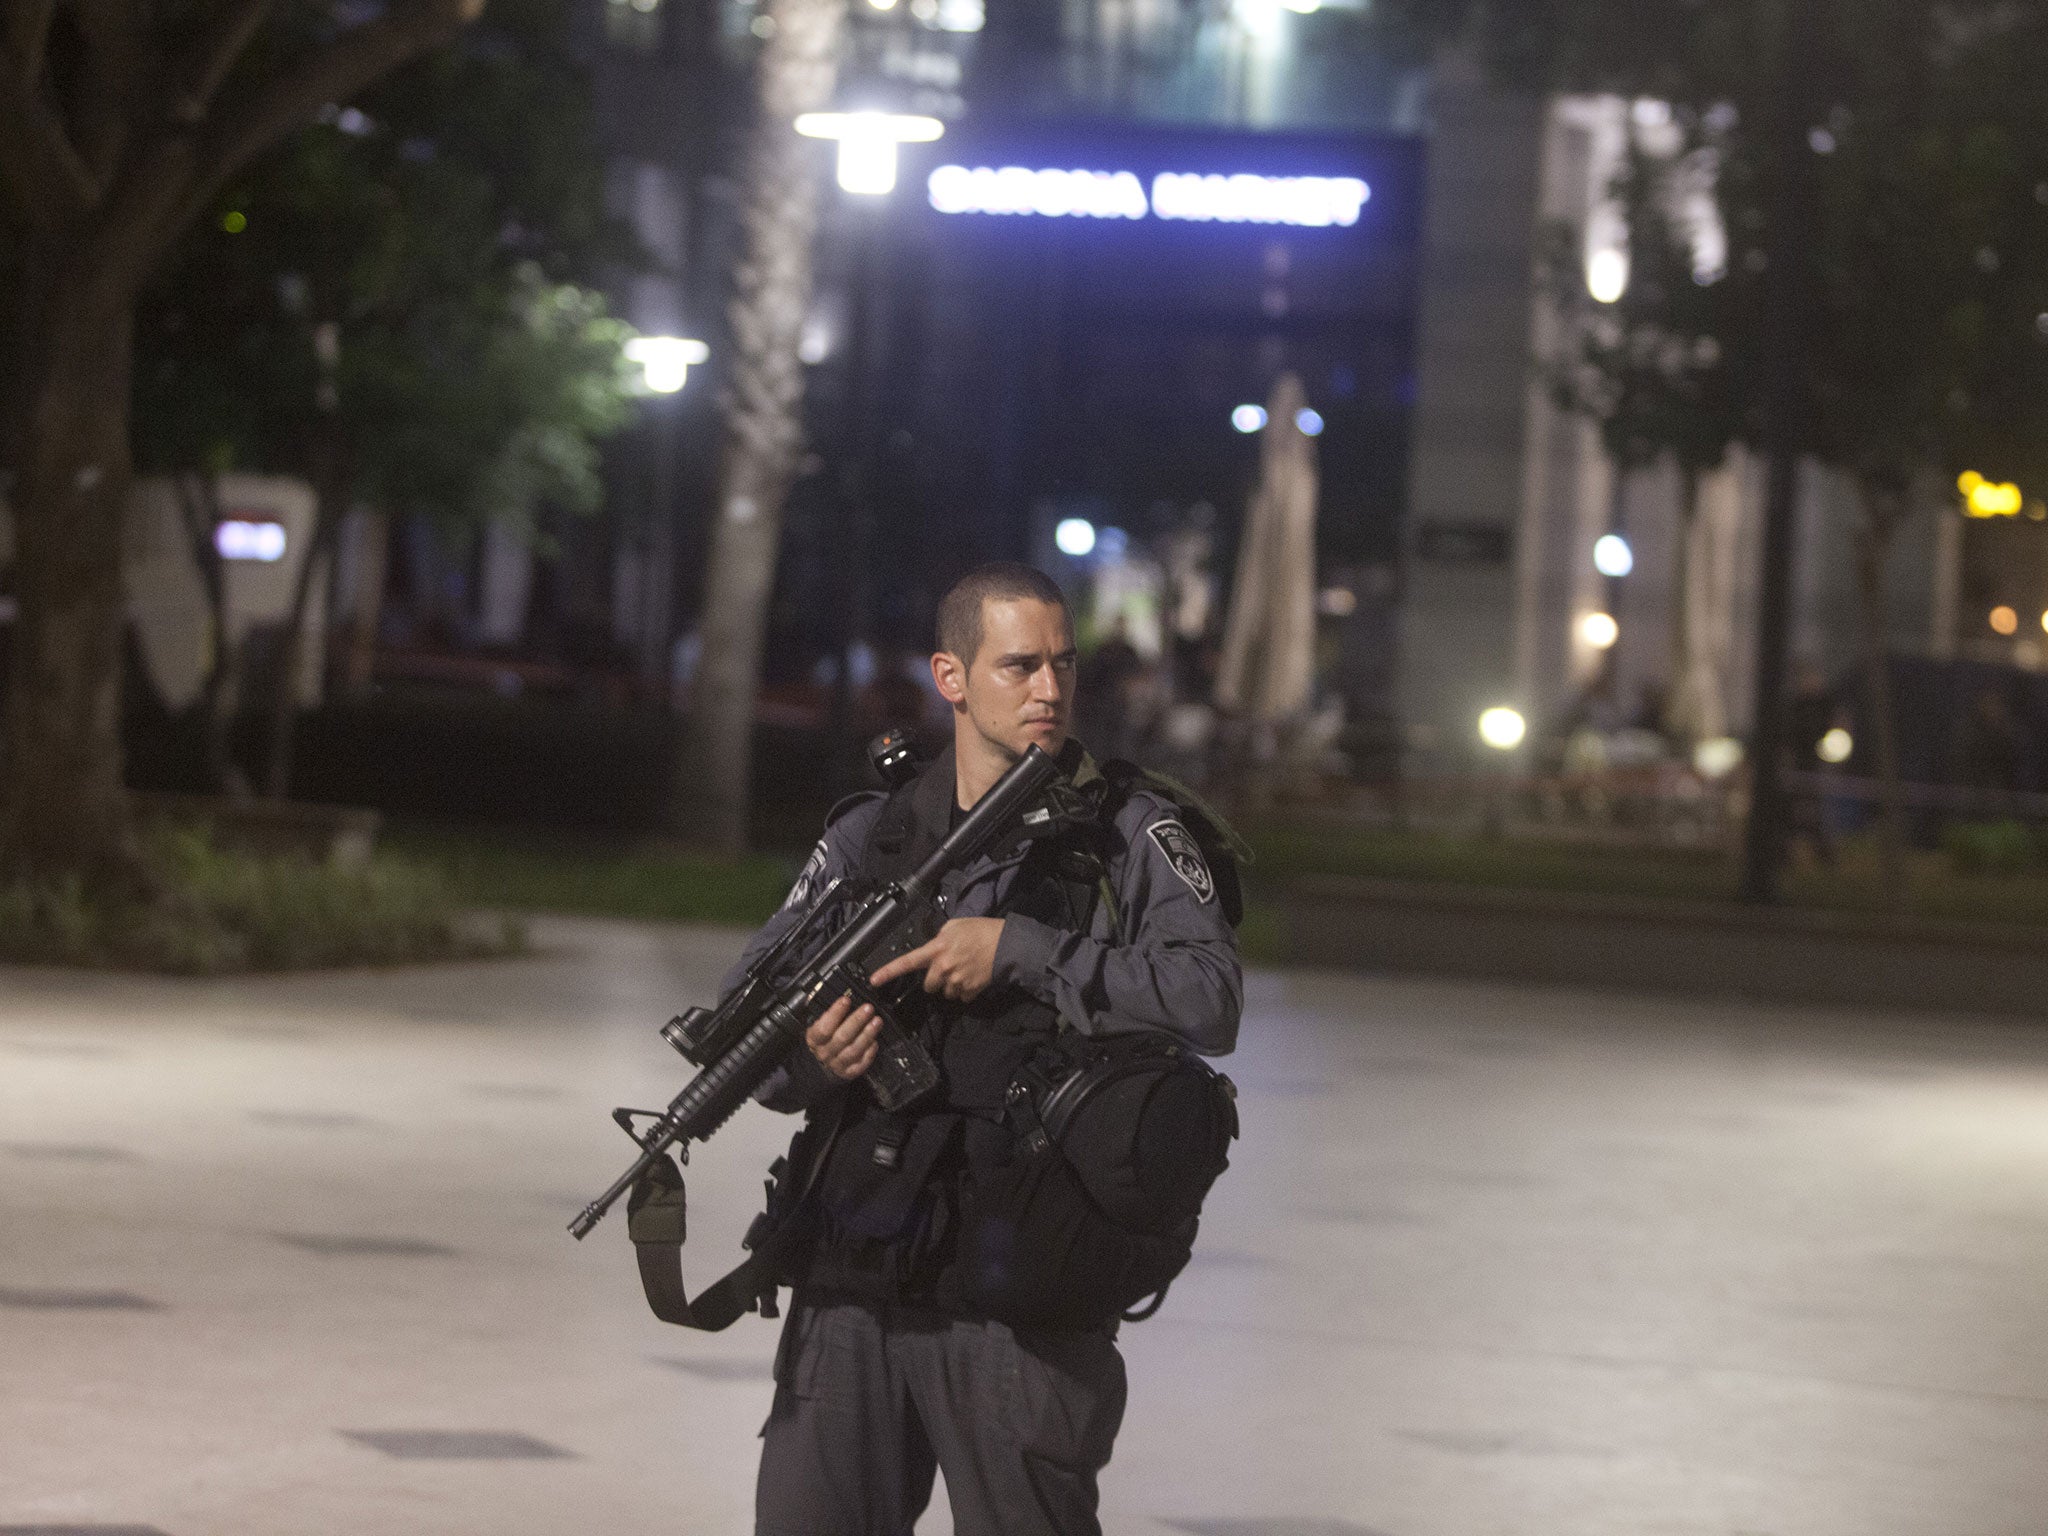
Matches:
[727,562,1242,1536]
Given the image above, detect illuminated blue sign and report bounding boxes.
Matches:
[927,165,1371,228]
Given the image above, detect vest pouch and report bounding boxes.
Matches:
[818,1109,958,1243]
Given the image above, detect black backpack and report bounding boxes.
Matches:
[946,1026,1239,1329]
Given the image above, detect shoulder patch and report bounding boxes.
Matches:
[1146,819,1215,904]
[782,840,829,912]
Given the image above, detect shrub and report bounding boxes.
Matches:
[0,824,523,974]
[1942,819,2038,877]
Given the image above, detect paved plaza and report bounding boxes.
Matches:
[4,914,2047,1536]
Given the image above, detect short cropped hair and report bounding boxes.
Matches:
[935,563,1071,666]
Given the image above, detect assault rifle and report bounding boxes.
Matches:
[568,742,1060,1242]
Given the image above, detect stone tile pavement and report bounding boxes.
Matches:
[4,915,2047,1535]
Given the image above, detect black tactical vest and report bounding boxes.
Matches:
[795,745,1107,1310]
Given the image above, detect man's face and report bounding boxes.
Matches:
[941,597,1077,762]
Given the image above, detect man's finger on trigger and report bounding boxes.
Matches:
[871,939,939,987]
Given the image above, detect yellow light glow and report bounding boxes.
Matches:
[1578,611,1619,649]
[221,210,247,234]
[1478,707,1527,751]
[1817,727,1853,765]
[1991,605,2020,635]
[1961,471,2025,517]
[2040,609,2048,634]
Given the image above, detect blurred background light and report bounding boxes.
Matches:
[1587,248,1629,304]
[220,210,247,234]
[1990,604,2019,635]
[1959,469,2025,517]
[1232,0,1285,39]
[1295,408,1324,436]
[1817,727,1854,765]
[214,520,286,562]
[1579,611,1619,649]
[1096,526,1129,560]
[1055,517,1097,557]
[624,335,709,393]
[1317,586,1357,617]
[1593,533,1634,577]
[1232,404,1268,433]
[1478,707,1526,751]
[1693,736,1744,778]
[796,112,945,196]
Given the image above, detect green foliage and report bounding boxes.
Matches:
[0,825,522,974]
[388,827,800,929]
[1543,131,1745,482]
[134,0,640,537]
[1423,1,2048,504]
[1941,818,2041,877]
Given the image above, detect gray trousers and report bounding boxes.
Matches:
[755,1294,1127,1536]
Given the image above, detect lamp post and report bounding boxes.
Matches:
[796,110,943,780]
[793,111,944,197]
[624,335,710,697]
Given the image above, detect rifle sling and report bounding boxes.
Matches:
[626,1094,850,1331]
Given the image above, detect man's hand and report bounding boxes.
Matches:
[869,917,1005,1003]
[806,995,880,1081]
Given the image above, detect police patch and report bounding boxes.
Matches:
[1147,819,1215,904]
[783,841,828,912]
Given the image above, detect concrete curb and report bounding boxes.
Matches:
[1278,874,2048,1019]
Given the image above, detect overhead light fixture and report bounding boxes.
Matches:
[624,335,709,393]
[795,111,944,196]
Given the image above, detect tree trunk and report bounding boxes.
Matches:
[340,510,391,699]
[686,0,845,852]
[1663,464,1704,748]
[264,491,341,800]
[171,472,250,796]
[1852,481,1908,902]
[1,236,147,887]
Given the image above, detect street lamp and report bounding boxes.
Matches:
[1479,707,1527,751]
[625,335,709,394]
[794,111,945,197]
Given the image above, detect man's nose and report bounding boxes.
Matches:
[1031,663,1064,702]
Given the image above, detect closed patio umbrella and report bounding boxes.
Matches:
[1216,372,1318,724]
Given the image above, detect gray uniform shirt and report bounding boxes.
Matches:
[727,763,1242,1111]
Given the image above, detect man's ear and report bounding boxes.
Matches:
[932,651,968,705]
